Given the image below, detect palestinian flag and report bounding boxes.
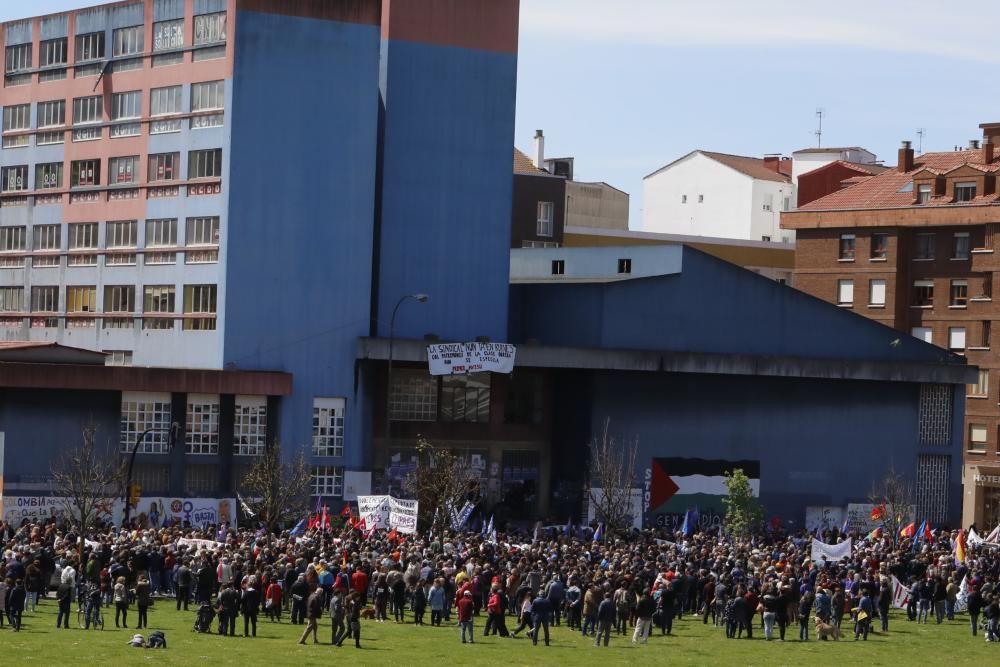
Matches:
[649,458,760,515]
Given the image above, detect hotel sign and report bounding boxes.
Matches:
[974,474,1000,486]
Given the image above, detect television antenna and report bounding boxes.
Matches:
[815,108,824,147]
[916,128,925,153]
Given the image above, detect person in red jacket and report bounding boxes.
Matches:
[457,590,475,643]
[351,568,369,605]
[265,579,283,622]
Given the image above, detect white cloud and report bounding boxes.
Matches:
[521,0,1000,64]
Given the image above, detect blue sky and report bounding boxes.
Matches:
[9,0,1000,226]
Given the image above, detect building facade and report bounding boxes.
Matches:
[642,150,796,242]
[0,0,520,504]
[512,148,565,248]
[783,129,1000,528]
[790,146,877,185]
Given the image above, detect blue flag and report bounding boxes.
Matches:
[289,517,307,537]
[841,516,850,534]
[593,523,604,542]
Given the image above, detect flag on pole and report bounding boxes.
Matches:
[289,517,307,537]
[387,528,398,543]
[985,524,1000,544]
[237,492,255,518]
[913,520,927,547]
[814,524,822,540]
[955,575,969,613]
[314,496,323,514]
[864,525,883,542]
[340,503,352,518]
[486,515,496,544]
[593,523,604,543]
[841,516,850,534]
[533,522,541,544]
[899,522,916,538]
[321,504,330,531]
[955,530,967,564]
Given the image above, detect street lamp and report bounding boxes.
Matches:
[123,422,179,527]
[385,293,430,451]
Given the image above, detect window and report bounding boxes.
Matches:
[103,285,135,329]
[761,236,771,242]
[837,279,854,305]
[0,227,25,267]
[190,80,225,128]
[145,218,178,265]
[234,396,267,456]
[70,160,100,187]
[949,327,966,351]
[551,259,565,275]
[681,195,687,204]
[31,285,59,311]
[1,104,29,148]
[108,156,139,185]
[311,466,344,497]
[66,285,97,314]
[5,43,32,86]
[953,232,970,260]
[68,222,98,266]
[312,397,345,457]
[838,234,856,260]
[390,370,437,421]
[105,350,133,367]
[185,465,216,495]
[870,233,889,260]
[969,370,989,398]
[617,258,632,274]
[914,233,935,260]
[32,224,60,267]
[982,321,992,348]
[149,86,182,133]
[698,194,705,203]
[35,163,63,190]
[762,194,774,212]
[72,96,104,142]
[37,100,66,145]
[152,19,184,67]
[441,373,491,423]
[112,25,144,71]
[0,286,23,312]
[911,327,932,344]
[183,284,217,330]
[39,37,68,80]
[186,395,220,455]
[120,392,173,454]
[950,280,968,307]
[106,220,137,266]
[1,166,27,193]
[917,184,932,203]
[535,201,554,237]
[143,285,175,329]
[147,153,179,182]
[75,31,105,63]
[111,91,141,137]
[185,216,219,263]
[188,149,223,179]
[194,12,227,49]
[969,423,988,453]
[912,280,934,307]
[869,279,886,306]
[955,182,976,202]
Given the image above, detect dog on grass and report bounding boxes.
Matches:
[814,618,841,641]
[360,607,377,620]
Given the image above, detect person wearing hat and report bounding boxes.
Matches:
[457,589,475,643]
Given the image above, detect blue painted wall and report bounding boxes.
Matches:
[511,247,962,365]
[376,40,517,343]
[224,10,380,470]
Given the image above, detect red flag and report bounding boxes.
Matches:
[340,503,352,518]
[307,515,318,530]
[870,505,886,522]
[387,528,398,543]
[899,522,915,538]
[353,517,366,531]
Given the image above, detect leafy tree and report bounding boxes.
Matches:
[722,468,763,538]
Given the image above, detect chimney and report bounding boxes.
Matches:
[898,140,914,173]
[969,139,981,150]
[985,139,995,164]
[762,154,781,173]
[533,129,545,168]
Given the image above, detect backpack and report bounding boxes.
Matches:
[147,631,167,648]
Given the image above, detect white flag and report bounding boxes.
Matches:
[955,575,969,613]
[890,576,910,609]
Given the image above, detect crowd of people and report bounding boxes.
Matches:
[2,513,999,652]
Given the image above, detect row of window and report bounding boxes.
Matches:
[838,232,971,262]
[548,258,633,276]
[0,284,217,330]
[969,422,999,454]
[4,12,226,86]
[0,218,219,266]
[132,462,345,498]
[0,150,222,193]
[1,82,224,150]
[836,276,992,309]
[909,322,989,352]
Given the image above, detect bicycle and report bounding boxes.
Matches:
[77,604,104,630]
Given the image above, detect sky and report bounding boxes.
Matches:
[8,0,1000,227]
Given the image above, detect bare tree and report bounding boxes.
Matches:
[239,442,312,531]
[405,438,475,533]
[868,468,914,548]
[50,424,125,559]
[588,419,639,538]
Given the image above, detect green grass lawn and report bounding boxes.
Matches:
[4,598,995,666]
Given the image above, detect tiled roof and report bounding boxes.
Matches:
[699,151,792,183]
[799,148,1000,210]
[514,148,548,175]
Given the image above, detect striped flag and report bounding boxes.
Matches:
[955,530,967,564]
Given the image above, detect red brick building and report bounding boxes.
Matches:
[783,125,1000,529]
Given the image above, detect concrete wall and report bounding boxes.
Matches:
[750,178,796,243]
[642,152,753,238]
[566,181,628,231]
[224,8,380,470]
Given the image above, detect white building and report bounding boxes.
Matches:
[642,151,796,243]
[790,146,877,184]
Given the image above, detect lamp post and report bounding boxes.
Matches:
[123,422,179,527]
[385,293,430,452]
